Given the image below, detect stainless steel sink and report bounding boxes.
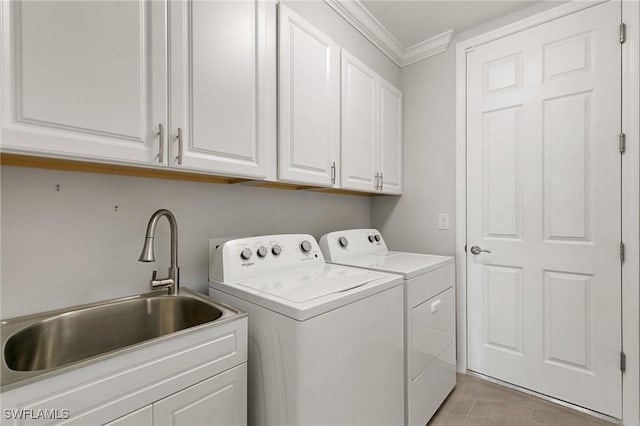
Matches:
[1,288,243,390]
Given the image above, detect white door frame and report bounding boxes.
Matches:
[455,1,640,423]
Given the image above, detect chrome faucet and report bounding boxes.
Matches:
[138,209,180,295]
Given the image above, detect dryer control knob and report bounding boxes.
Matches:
[240,248,252,260]
[272,245,282,256]
[374,234,381,242]
[300,240,312,253]
[257,247,268,258]
[338,236,349,248]
[368,235,375,243]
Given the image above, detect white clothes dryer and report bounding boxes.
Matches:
[209,234,404,426]
[320,229,456,426]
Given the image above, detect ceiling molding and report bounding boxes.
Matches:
[325,0,454,68]
[401,29,456,67]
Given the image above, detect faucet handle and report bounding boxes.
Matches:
[151,269,158,281]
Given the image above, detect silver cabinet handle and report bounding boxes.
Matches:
[375,172,380,190]
[470,245,491,255]
[331,161,336,184]
[175,127,183,165]
[380,172,384,190]
[157,123,165,163]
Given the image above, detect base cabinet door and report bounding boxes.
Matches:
[153,364,247,426]
[168,0,276,179]
[105,406,153,426]
[1,0,167,165]
[278,4,340,187]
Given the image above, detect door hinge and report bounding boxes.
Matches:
[620,241,625,263]
[620,352,626,373]
[620,133,626,153]
[620,23,626,44]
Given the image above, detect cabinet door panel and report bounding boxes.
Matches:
[341,51,378,192]
[105,406,152,426]
[153,364,247,426]
[1,1,166,164]
[378,78,403,194]
[278,5,340,187]
[169,0,275,178]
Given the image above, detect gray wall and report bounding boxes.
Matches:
[0,0,398,319]
[371,2,561,255]
[1,166,371,318]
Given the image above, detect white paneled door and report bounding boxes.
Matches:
[466,1,622,418]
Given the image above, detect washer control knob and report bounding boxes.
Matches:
[338,236,349,248]
[374,234,381,242]
[240,248,252,260]
[368,235,375,243]
[272,245,282,256]
[300,240,312,253]
[257,247,268,258]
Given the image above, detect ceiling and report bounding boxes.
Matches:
[326,0,565,67]
[360,1,543,48]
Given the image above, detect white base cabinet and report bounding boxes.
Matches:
[153,364,247,426]
[106,364,247,426]
[1,317,248,426]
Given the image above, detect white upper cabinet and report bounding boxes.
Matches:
[1,1,167,165]
[341,51,378,192]
[340,52,403,194]
[278,4,340,187]
[169,0,276,179]
[378,78,403,194]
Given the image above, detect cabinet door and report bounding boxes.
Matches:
[153,364,247,426]
[0,1,167,165]
[105,406,153,426]
[278,5,340,187]
[340,51,378,192]
[378,78,403,194]
[169,0,276,179]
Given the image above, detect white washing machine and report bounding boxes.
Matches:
[209,234,405,426]
[319,229,456,426]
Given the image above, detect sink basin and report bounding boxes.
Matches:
[1,288,242,389]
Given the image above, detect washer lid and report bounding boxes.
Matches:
[329,252,454,280]
[237,264,384,302]
[211,264,402,321]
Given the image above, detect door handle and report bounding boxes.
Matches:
[470,245,491,255]
[331,162,336,184]
[375,172,380,190]
[157,123,165,163]
[175,127,183,165]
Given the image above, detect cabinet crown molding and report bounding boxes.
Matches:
[324,0,454,67]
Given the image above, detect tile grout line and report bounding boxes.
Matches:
[461,399,477,425]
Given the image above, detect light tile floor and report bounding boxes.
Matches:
[428,374,615,426]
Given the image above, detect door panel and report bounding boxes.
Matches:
[278,4,340,187]
[1,0,166,164]
[378,78,403,194]
[466,1,621,417]
[169,0,274,178]
[341,51,378,192]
